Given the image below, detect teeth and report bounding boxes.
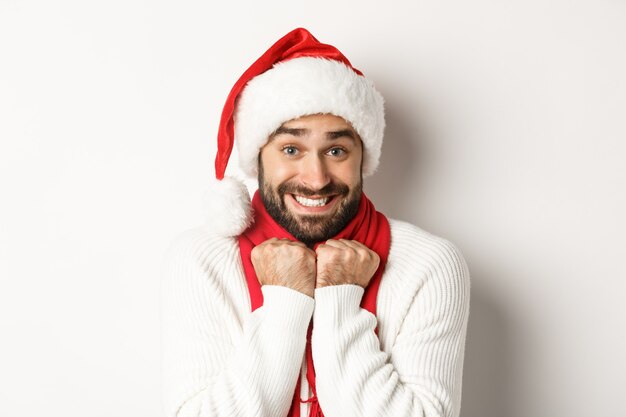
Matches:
[294,195,329,207]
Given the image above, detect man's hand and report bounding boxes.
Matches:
[251,238,317,298]
[315,239,380,289]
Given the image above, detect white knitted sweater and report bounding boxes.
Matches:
[161,218,470,417]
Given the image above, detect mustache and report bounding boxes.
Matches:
[277,181,350,198]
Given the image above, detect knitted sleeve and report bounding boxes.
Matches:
[161,228,314,417]
[311,221,471,417]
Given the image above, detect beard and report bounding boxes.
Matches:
[258,162,362,246]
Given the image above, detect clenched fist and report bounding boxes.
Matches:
[251,238,317,298]
[315,239,380,289]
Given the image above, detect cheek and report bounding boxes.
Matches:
[266,165,298,188]
[334,158,362,187]
[260,151,296,185]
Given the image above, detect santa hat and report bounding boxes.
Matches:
[206,27,385,236]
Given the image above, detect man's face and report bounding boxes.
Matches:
[258,113,363,246]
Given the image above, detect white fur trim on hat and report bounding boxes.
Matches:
[233,57,385,178]
[202,176,252,237]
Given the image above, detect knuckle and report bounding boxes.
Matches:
[315,245,328,255]
[293,245,311,259]
[333,249,347,261]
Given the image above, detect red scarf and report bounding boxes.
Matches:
[238,190,391,417]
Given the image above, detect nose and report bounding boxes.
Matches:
[300,154,331,191]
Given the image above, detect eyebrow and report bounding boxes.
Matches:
[272,126,357,142]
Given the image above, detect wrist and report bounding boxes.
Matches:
[316,278,364,289]
[314,284,364,312]
[260,285,315,330]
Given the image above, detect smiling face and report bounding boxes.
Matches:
[258,113,364,246]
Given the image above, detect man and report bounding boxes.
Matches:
[161,28,470,417]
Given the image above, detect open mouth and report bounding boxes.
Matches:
[288,193,340,211]
[293,195,332,207]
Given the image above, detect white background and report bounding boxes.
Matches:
[1,1,625,416]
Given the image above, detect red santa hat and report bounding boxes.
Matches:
[207,27,385,236]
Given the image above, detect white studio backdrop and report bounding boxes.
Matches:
[1,1,625,416]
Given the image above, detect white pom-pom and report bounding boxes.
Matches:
[202,176,253,237]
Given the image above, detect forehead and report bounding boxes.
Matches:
[281,113,354,129]
[269,113,362,146]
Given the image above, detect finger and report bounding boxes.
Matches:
[323,239,348,249]
[315,241,344,253]
[315,243,337,256]
[337,239,366,250]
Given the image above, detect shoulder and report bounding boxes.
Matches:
[386,218,471,290]
[376,218,470,350]
[161,226,242,285]
[163,226,239,263]
[388,219,468,267]
[160,226,251,314]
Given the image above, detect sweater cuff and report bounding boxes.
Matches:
[260,285,315,332]
[313,284,366,326]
